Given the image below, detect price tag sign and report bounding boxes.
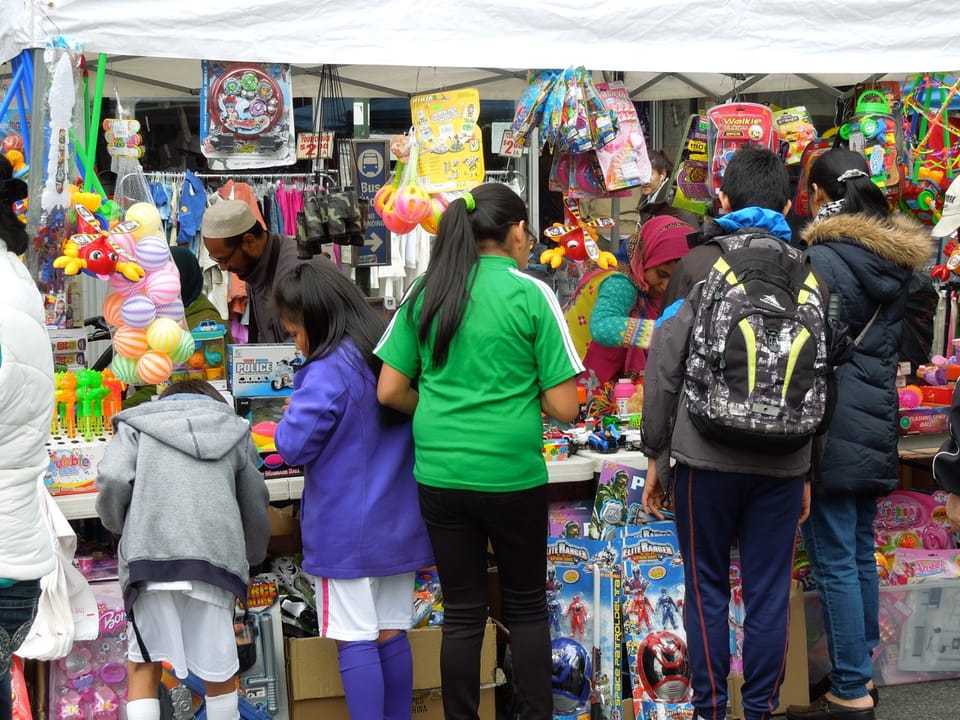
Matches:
[499,130,524,158]
[296,131,335,160]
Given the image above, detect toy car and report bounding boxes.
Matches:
[587,424,621,453]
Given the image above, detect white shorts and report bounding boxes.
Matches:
[306,572,415,642]
[127,583,238,682]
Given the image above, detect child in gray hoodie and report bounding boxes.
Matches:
[96,379,270,720]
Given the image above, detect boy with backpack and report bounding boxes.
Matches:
[640,146,821,720]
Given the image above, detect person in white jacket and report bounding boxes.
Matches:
[0,153,56,719]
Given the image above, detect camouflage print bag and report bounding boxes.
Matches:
[683,231,829,453]
[326,188,367,246]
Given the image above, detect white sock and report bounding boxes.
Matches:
[125,698,161,720]
[204,690,240,720]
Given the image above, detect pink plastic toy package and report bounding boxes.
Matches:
[48,582,128,720]
[888,548,960,585]
[874,490,952,552]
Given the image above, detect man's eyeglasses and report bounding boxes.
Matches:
[211,245,240,266]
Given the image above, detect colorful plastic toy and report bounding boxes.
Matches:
[541,196,618,269]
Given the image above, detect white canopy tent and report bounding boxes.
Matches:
[3,0,960,102]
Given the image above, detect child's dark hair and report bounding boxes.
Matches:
[720,146,791,212]
[0,154,29,256]
[807,147,890,219]
[273,258,385,376]
[406,183,528,369]
[159,378,227,403]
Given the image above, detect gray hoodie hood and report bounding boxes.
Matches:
[111,397,251,460]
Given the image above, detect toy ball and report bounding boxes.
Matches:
[373,184,397,216]
[2,134,23,153]
[381,201,420,234]
[134,236,172,271]
[109,271,145,297]
[102,293,125,327]
[187,350,206,369]
[109,353,142,385]
[137,350,174,384]
[100,200,124,223]
[392,184,432,224]
[112,326,149,359]
[170,330,196,366]
[145,317,184,354]
[899,385,923,410]
[120,294,157,329]
[144,269,181,305]
[419,195,448,235]
[154,298,185,322]
[109,231,137,258]
[125,202,163,238]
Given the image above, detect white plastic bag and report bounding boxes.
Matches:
[16,476,99,660]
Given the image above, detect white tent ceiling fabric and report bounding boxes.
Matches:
[3,0,960,100]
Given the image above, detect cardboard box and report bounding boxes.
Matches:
[899,404,950,435]
[290,686,495,720]
[288,621,496,699]
[235,396,303,478]
[267,505,302,554]
[44,435,111,495]
[287,621,497,720]
[727,581,809,718]
[228,344,303,397]
[48,328,89,371]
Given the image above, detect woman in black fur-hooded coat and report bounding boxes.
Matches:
[785,148,932,720]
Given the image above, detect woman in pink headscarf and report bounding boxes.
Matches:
[579,215,693,388]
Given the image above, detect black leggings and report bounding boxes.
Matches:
[418,483,551,720]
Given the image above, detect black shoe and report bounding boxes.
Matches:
[808,675,879,708]
[785,697,875,720]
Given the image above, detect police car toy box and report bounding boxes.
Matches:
[546,536,622,720]
[228,344,304,397]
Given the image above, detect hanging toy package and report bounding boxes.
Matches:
[201,61,296,169]
[705,102,775,198]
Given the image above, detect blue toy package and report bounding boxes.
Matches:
[546,536,622,720]
[589,460,656,540]
[622,522,695,720]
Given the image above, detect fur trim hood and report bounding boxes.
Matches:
[801,212,933,270]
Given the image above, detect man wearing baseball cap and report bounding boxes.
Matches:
[202,200,328,343]
[932,176,960,238]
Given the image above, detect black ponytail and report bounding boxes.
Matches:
[406,183,528,368]
[0,154,28,256]
[808,147,890,219]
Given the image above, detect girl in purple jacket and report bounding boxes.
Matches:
[274,259,433,720]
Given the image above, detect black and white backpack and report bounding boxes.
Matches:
[683,232,829,452]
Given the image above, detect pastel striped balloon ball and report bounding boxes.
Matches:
[170,329,197,366]
[135,236,172,271]
[155,298,186,323]
[102,293,125,327]
[137,350,174,384]
[110,353,142,385]
[144,269,181,305]
[146,317,184,354]
[109,271,145,297]
[113,326,149,359]
[120,295,157,329]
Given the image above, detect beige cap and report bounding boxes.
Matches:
[202,200,256,238]
[933,176,960,237]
